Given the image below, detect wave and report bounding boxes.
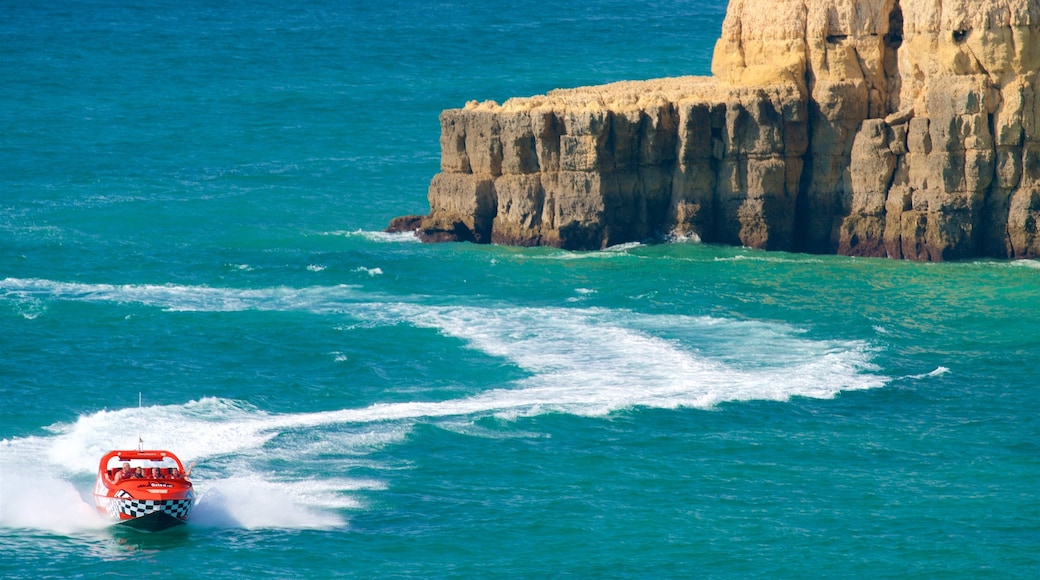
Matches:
[907,366,950,380]
[528,244,648,261]
[711,253,828,265]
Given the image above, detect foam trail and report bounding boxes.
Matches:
[2,276,894,415]
[60,307,885,431]
[2,278,894,533]
[1,277,887,391]
[0,399,385,532]
[0,277,364,313]
[383,304,888,413]
[1,277,890,416]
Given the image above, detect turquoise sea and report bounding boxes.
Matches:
[2,0,1038,577]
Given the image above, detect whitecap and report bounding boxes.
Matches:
[907,366,950,380]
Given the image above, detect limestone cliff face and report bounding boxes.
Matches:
[390,0,1040,260]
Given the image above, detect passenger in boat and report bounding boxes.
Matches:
[112,462,133,482]
[169,464,193,480]
[150,467,162,479]
[133,467,146,478]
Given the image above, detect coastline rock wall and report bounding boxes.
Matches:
[390,0,1040,260]
[410,79,807,251]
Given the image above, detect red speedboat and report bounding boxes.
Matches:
[93,448,195,532]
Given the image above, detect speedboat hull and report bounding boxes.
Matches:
[115,510,187,532]
[93,449,195,531]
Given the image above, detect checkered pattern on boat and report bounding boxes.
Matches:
[99,496,193,520]
[121,498,193,518]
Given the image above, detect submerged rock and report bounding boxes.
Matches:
[390,0,1040,261]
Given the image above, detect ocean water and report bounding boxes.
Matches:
[1,0,1038,577]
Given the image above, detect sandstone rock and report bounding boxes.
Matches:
[390,0,1040,261]
[1008,187,1040,256]
[885,107,915,126]
[420,173,496,243]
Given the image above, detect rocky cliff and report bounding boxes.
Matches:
[388,0,1040,260]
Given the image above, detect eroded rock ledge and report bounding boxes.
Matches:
[389,0,1040,260]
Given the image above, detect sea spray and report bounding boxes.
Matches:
[0,474,107,534]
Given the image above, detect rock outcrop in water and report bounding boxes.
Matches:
[388,0,1040,260]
